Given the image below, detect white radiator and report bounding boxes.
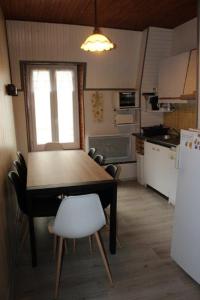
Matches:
[88,134,135,164]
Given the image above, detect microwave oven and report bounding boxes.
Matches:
[115,91,139,109]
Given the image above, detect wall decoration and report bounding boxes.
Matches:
[91,91,104,122]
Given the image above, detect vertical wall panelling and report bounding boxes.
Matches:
[6,20,143,155]
[6,21,142,89]
[172,18,197,55]
[0,8,17,300]
[140,27,173,127]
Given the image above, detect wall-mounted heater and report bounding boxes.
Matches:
[88,134,134,164]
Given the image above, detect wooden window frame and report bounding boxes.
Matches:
[21,61,86,151]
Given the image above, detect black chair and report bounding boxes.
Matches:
[105,164,118,179]
[8,171,61,217]
[17,151,27,178]
[13,160,27,189]
[8,171,28,214]
[100,164,119,210]
[94,154,104,166]
[8,171,62,266]
[88,148,96,159]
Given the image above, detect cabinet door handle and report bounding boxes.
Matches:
[152,147,155,150]
[156,148,160,151]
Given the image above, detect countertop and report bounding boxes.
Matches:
[133,133,180,148]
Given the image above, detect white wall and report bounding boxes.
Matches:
[140,27,173,127]
[84,91,117,137]
[84,90,140,138]
[6,21,143,154]
[6,21,142,89]
[172,18,197,55]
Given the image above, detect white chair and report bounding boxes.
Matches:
[44,142,63,151]
[49,193,113,299]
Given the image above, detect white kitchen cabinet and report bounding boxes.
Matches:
[183,49,197,96]
[144,141,178,204]
[158,51,190,98]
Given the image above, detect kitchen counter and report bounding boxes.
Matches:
[133,133,180,148]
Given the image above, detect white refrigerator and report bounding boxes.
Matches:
[171,129,200,283]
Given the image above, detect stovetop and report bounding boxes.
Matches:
[133,133,180,148]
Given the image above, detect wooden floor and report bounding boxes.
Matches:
[15,181,200,300]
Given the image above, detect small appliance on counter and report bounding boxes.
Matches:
[142,124,169,137]
[149,96,159,110]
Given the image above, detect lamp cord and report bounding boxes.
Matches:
[94,0,98,32]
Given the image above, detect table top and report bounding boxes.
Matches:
[27,150,113,190]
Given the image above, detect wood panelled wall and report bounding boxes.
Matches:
[164,103,197,130]
[0,8,17,300]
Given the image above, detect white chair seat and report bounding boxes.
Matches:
[51,194,106,239]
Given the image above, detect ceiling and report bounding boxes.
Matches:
[0,0,197,31]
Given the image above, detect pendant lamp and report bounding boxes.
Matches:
[81,0,115,52]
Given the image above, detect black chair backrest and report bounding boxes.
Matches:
[94,154,104,166]
[105,164,118,179]
[8,171,27,214]
[13,160,27,188]
[17,152,27,173]
[88,148,96,159]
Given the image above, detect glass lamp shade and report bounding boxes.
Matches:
[81,31,115,52]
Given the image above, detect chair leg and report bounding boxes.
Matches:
[16,207,22,223]
[53,235,58,258]
[89,235,93,254]
[55,237,64,300]
[116,235,122,248]
[94,232,113,286]
[28,216,37,267]
[20,218,29,249]
[73,239,76,254]
[63,239,68,255]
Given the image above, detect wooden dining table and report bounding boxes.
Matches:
[26,150,117,267]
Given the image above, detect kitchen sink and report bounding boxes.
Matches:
[163,135,171,140]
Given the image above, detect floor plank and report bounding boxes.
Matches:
[15,181,200,299]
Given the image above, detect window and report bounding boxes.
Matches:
[26,64,80,151]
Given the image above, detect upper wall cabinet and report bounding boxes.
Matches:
[158,49,197,100]
[158,51,190,98]
[183,49,197,96]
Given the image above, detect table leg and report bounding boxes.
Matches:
[28,216,37,267]
[109,182,117,254]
